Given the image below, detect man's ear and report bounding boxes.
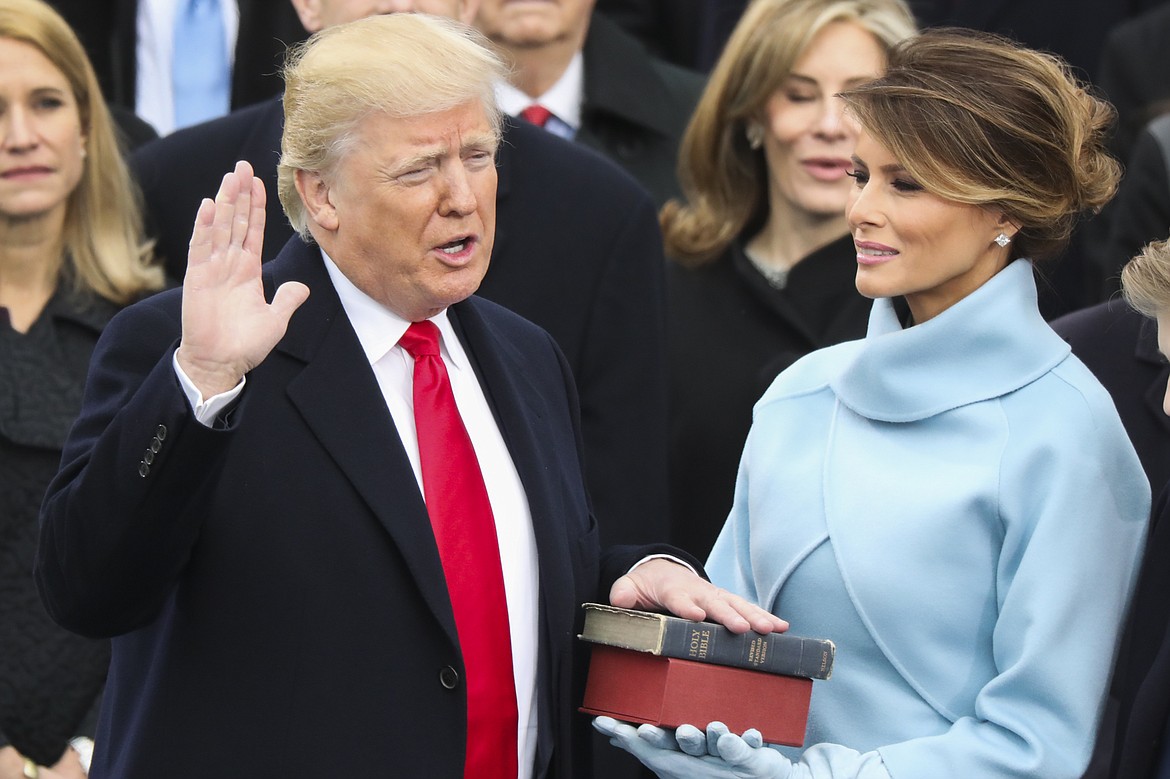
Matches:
[289,0,323,34]
[295,169,339,232]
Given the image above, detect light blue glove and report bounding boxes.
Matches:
[676,722,766,756]
[593,717,793,779]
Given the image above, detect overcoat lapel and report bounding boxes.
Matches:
[449,298,580,778]
[448,300,577,634]
[264,239,458,646]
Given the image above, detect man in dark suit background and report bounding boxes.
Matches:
[1096,3,1170,163]
[130,0,670,553]
[594,0,740,72]
[36,14,782,778]
[474,0,704,205]
[47,0,306,129]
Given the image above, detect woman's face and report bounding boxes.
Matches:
[0,37,86,223]
[759,20,886,222]
[846,131,1012,323]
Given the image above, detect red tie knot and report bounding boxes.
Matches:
[399,320,441,359]
[520,104,553,128]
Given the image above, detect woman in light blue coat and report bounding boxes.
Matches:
[597,28,1151,779]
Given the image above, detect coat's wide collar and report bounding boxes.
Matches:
[831,260,1071,423]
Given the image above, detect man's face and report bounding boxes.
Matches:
[298,101,498,322]
[290,0,477,32]
[474,0,594,50]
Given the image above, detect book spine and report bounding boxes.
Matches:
[658,621,833,680]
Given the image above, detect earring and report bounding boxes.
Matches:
[746,123,764,150]
[994,232,1011,247]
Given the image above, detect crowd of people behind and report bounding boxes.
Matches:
[4,0,1170,778]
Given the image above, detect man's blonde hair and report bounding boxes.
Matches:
[1123,238,1170,317]
[278,13,507,239]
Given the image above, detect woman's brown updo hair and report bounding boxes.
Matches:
[840,28,1120,262]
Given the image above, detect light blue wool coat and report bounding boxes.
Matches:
[706,259,1151,778]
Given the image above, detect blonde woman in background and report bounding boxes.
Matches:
[664,0,916,558]
[0,1,162,776]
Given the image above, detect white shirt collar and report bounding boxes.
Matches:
[318,248,469,373]
[494,52,584,130]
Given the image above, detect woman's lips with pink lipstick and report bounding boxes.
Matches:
[855,240,898,266]
[802,157,853,182]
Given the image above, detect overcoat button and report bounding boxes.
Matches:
[156,425,167,440]
[143,450,155,465]
[439,666,459,689]
[138,462,150,478]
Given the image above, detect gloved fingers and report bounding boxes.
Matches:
[595,716,772,779]
[637,724,681,752]
[593,715,639,741]
[594,718,682,759]
[742,729,765,749]
[705,721,731,756]
[675,724,708,756]
[715,732,756,764]
[716,732,793,778]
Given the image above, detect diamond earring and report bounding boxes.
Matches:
[994,233,1011,248]
[746,123,764,150]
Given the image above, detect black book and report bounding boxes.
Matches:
[579,603,835,680]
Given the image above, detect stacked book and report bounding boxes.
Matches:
[577,603,835,747]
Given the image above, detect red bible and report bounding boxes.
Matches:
[580,644,813,747]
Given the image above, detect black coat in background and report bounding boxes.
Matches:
[1101,116,1170,294]
[594,0,729,72]
[1086,483,1170,779]
[48,0,306,113]
[1096,2,1170,163]
[1050,300,1170,779]
[577,13,706,207]
[0,288,119,765]
[129,99,670,550]
[1076,3,1170,301]
[909,0,1165,85]
[1050,299,1170,493]
[667,235,871,559]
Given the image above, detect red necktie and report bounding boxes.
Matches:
[399,321,519,779]
[519,104,553,128]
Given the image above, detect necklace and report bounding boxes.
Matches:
[743,245,790,290]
